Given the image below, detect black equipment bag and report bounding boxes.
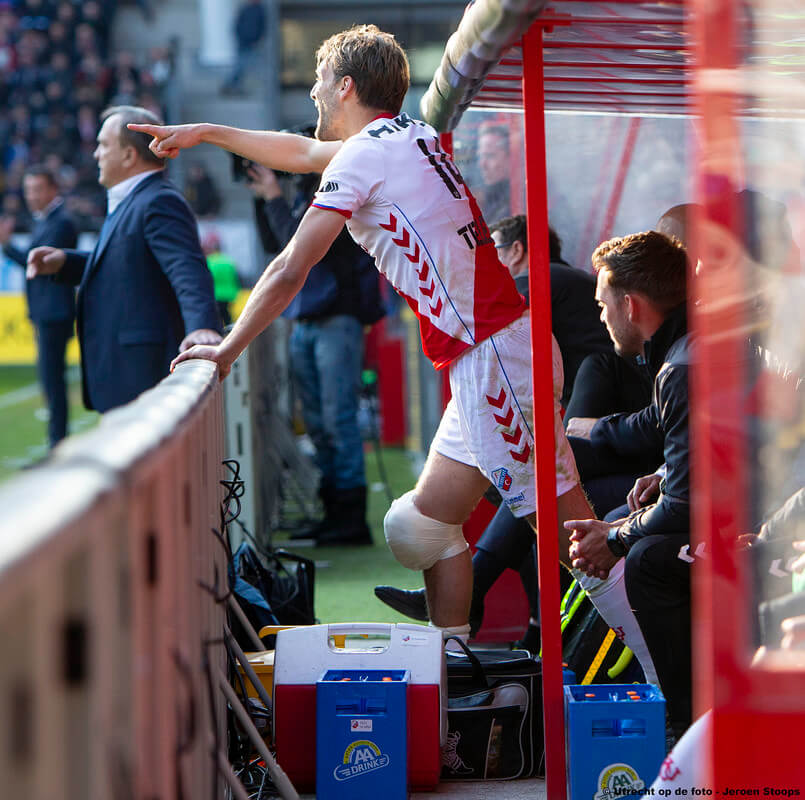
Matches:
[560,578,644,686]
[442,639,544,781]
[229,542,316,650]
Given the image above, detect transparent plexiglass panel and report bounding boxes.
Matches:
[453,108,692,272]
[732,2,805,665]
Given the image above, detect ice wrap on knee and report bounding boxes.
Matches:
[383,490,468,571]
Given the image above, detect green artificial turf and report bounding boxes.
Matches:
[274,446,429,625]
[0,364,99,482]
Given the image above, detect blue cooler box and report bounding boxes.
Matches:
[564,683,665,799]
[316,669,409,800]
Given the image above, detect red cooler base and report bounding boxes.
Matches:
[274,683,441,792]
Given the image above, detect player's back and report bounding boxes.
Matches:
[314,112,525,369]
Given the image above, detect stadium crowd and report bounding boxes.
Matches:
[0,0,174,232]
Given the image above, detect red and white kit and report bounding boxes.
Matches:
[313,113,578,515]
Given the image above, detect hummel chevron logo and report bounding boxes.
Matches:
[417,261,430,281]
[405,242,421,263]
[392,228,410,249]
[501,425,523,445]
[319,181,339,193]
[493,407,514,427]
[421,280,436,299]
[678,542,707,563]
[510,443,531,463]
[486,388,507,408]
[430,298,443,317]
[379,214,398,232]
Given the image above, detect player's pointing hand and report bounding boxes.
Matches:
[127,122,204,159]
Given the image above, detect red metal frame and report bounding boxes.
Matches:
[522,22,567,799]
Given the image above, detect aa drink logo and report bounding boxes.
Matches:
[333,739,390,781]
[594,763,645,799]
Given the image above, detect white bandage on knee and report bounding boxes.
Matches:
[572,560,659,686]
[383,490,468,571]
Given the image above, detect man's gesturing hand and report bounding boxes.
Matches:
[564,517,618,579]
[127,122,204,160]
[565,416,598,440]
[171,343,234,380]
[27,246,66,278]
[627,473,662,512]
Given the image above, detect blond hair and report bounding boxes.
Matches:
[316,24,409,114]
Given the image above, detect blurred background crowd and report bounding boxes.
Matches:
[0,0,174,231]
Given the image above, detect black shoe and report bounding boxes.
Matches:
[374,586,429,621]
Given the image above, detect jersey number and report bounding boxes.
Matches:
[416,138,464,199]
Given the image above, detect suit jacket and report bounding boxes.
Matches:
[3,201,77,323]
[59,172,221,412]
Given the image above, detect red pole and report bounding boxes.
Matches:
[522,22,567,799]
[596,116,641,243]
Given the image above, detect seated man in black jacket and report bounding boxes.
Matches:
[564,230,692,739]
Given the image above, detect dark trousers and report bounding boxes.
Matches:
[624,534,692,733]
[470,503,541,636]
[35,320,73,447]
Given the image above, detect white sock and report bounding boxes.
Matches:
[430,622,471,651]
[572,560,659,686]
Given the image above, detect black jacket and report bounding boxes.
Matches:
[255,190,371,321]
[592,303,690,547]
[515,261,612,405]
[4,201,77,323]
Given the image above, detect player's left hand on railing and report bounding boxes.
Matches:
[171,342,233,380]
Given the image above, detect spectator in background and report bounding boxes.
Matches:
[220,0,266,96]
[248,160,381,546]
[0,164,77,446]
[202,231,240,326]
[477,125,511,225]
[184,162,222,218]
[1,191,28,230]
[27,106,222,413]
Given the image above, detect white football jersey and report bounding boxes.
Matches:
[312,112,525,370]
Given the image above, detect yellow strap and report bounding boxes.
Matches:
[582,629,616,685]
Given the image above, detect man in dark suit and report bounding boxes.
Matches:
[0,165,78,446]
[27,106,221,413]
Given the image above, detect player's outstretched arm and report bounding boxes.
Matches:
[171,206,347,378]
[128,122,341,174]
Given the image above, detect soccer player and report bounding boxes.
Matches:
[131,25,656,676]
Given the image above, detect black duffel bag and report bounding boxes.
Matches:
[442,639,544,781]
